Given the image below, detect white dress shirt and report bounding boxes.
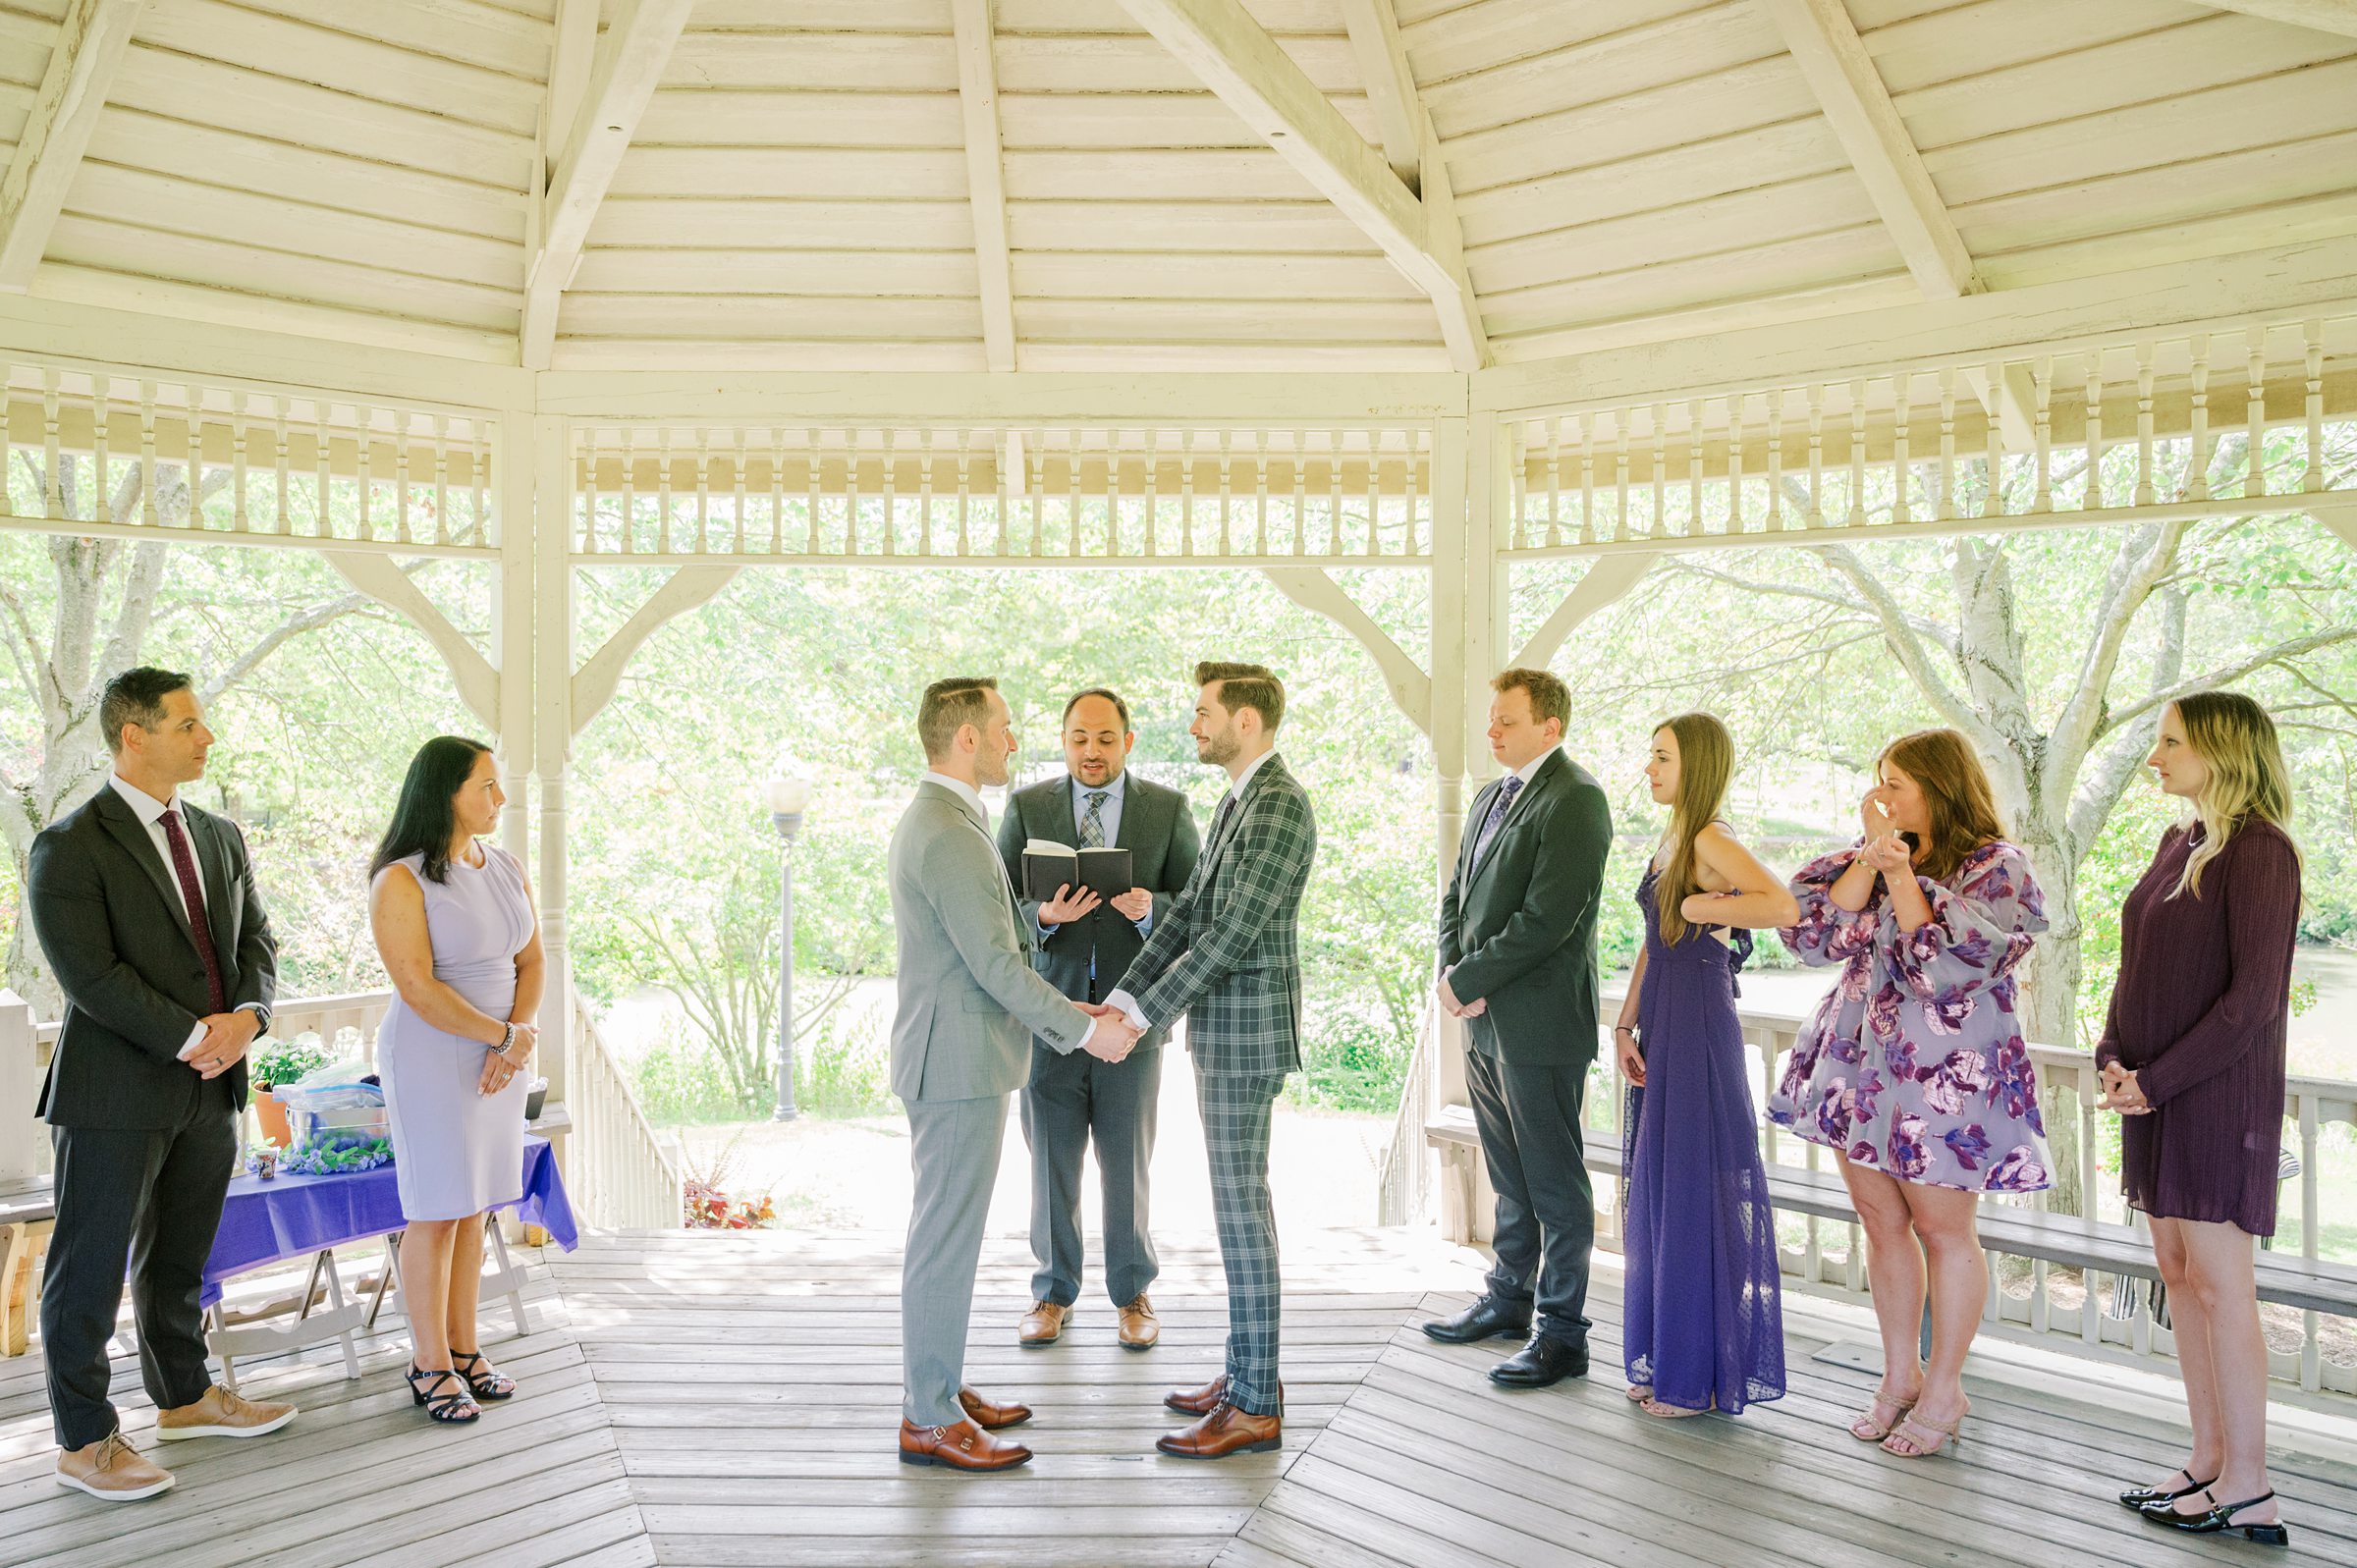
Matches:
[109,776,265,1058]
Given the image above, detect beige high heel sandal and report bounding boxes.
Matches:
[1848,1390,1914,1441]
[1881,1407,1966,1458]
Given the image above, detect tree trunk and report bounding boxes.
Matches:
[2011,815,2088,1217]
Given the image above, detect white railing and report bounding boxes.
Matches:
[571,422,1436,565]
[1377,997,1442,1226]
[566,989,683,1231]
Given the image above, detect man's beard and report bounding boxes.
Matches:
[1196,728,1241,767]
[977,752,1012,787]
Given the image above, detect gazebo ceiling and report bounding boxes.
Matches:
[0,0,2349,374]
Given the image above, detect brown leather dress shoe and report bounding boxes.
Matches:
[1018,1301,1069,1347]
[899,1417,1032,1472]
[1165,1374,1284,1416]
[1118,1294,1159,1351]
[957,1386,1031,1430]
[1155,1401,1282,1460]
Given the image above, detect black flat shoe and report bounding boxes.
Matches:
[1488,1333,1588,1388]
[1422,1295,1532,1345]
[451,1350,517,1401]
[406,1365,481,1425]
[2143,1489,2289,1545]
[2119,1469,2215,1510]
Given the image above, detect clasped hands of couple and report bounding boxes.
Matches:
[1076,1001,1140,1062]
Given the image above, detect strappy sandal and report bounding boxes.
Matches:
[1881,1406,1965,1458]
[2143,1488,2290,1545]
[451,1350,517,1401]
[2120,1469,2216,1510]
[406,1365,482,1425]
[1625,1383,1653,1402]
[1848,1390,1915,1441]
[1641,1396,1713,1420]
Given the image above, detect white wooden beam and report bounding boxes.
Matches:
[1338,0,1420,190]
[572,565,740,733]
[1510,554,1659,671]
[0,0,144,292]
[1115,0,1488,370]
[521,0,696,371]
[1263,567,1432,733]
[2201,0,2357,37]
[542,0,598,178]
[322,553,502,728]
[949,0,1017,373]
[1756,0,1979,299]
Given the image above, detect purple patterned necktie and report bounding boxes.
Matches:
[160,808,229,1014]
[1471,775,1524,872]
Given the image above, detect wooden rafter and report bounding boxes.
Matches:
[1338,0,1420,190]
[0,0,144,293]
[1757,0,1980,300]
[949,0,1017,373]
[1115,0,1489,371]
[2201,0,2357,37]
[521,0,697,370]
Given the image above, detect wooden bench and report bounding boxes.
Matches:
[0,1178,55,1358]
[1425,1105,2357,1321]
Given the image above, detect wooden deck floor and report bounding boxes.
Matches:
[4,1228,2355,1567]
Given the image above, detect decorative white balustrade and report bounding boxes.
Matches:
[570,424,1435,565]
[1505,311,2357,556]
[0,360,500,557]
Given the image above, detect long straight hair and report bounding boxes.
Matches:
[1656,713,1734,946]
[1878,729,2006,883]
[370,735,494,885]
[2170,691,2296,899]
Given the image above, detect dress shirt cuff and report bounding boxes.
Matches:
[1134,909,1153,937]
[1106,988,1151,1034]
[177,1020,208,1060]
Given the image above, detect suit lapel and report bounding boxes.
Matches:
[1198,756,1277,883]
[93,790,199,952]
[1112,780,1145,852]
[1048,780,1081,846]
[1464,751,1564,898]
[189,807,235,955]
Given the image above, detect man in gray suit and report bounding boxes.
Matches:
[997,688,1200,1352]
[890,676,1137,1474]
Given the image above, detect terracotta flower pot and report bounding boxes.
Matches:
[252,1088,294,1148]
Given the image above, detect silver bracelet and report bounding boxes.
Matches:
[497,1022,516,1056]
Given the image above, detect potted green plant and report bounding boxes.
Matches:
[247,1035,337,1147]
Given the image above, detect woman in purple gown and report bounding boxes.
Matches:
[1615,714,1795,1417]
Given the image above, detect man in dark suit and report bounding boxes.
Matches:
[997,688,1200,1353]
[1424,666,1614,1389]
[1108,662,1316,1461]
[27,668,295,1502]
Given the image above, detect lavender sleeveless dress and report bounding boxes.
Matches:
[374,844,534,1221]
[1620,868,1785,1413]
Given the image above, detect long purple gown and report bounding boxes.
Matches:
[1620,867,1786,1413]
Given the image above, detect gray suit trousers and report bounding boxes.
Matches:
[1020,1042,1161,1308]
[901,1092,1009,1426]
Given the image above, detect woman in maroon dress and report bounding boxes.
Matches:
[2097,691,2300,1547]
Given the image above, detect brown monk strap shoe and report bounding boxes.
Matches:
[1118,1294,1160,1351]
[55,1433,175,1502]
[1165,1374,1284,1416]
[899,1417,1032,1472]
[957,1386,1032,1430]
[155,1384,297,1441]
[1018,1300,1069,1347]
[1155,1401,1282,1460]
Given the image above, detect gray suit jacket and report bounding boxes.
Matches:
[889,779,1087,1103]
[996,771,1201,1047]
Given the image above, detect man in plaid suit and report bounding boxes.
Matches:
[1108,661,1315,1461]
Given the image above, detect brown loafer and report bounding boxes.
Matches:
[1018,1300,1069,1347]
[1155,1401,1282,1460]
[957,1386,1031,1431]
[1165,1374,1283,1416]
[1118,1293,1160,1351]
[899,1417,1032,1472]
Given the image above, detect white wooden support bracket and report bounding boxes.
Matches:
[1263,566,1432,734]
[2200,1,2357,37]
[322,552,501,730]
[570,564,740,735]
[2320,503,2357,553]
[1510,553,1660,672]
[0,0,145,291]
[950,0,1018,373]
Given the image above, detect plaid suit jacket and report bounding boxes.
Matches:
[1115,753,1317,1079]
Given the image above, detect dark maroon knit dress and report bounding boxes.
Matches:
[2095,818,2301,1237]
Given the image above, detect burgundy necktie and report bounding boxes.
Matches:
[160,807,229,1014]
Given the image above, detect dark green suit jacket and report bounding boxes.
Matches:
[1438,749,1613,1068]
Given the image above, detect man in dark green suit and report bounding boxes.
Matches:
[1425,666,1613,1388]
[997,688,1200,1352]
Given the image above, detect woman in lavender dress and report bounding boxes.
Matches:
[370,737,543,1427]
[1768,729,2050,1459]
[1615,714,1794,1418]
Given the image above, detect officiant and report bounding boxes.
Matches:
[996,687,1200,1353]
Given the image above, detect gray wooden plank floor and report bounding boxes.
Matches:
[4,1229,2353,1568]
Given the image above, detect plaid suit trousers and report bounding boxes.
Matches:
[1197,1062,1286,1417]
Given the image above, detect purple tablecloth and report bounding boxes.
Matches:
[200,1134,578,1308]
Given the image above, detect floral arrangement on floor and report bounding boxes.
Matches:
[679,1129,777,1230]
[251,1136,396,1177]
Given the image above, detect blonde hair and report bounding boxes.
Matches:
[1655,713,1734,946]
[1878,729,2006,884]
[2169,691,2296,898]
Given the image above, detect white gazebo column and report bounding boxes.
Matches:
[530,412,574,1108]
[495,408,536,867]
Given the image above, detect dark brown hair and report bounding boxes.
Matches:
[1062,687,1131,731]
[1878,728,2006,883]
[99,666,194,756]
[918,676,998,760]
[1195,661,1285,732]
[1492,667,1570,732]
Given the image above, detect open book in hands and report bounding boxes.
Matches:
[1021,839,1132,902]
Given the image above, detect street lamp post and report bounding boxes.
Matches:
[765,775,812,1122]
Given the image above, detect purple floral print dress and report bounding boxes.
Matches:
[1766,838,2055,1194]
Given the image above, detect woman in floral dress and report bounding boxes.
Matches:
[1768,728,2051,1460]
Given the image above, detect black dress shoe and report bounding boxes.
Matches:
[1489,1333,1588,1388]
[1422,1296,1533,1344]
